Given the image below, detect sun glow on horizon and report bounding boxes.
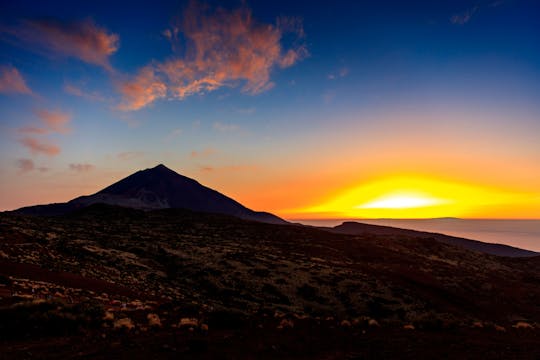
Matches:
[283,175,539,219]
[356,193,449,209]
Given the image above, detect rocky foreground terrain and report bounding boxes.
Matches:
[1,204,540,358]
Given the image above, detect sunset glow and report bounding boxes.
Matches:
[0,1,539,220]
[287,175,539,219]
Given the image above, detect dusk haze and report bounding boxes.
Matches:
[1,1,540,358]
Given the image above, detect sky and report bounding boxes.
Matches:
[0,0,539,219]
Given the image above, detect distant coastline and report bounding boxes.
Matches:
[293,218,540,252]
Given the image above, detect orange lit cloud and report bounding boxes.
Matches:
[2,19,118,70]
[118,2,307,110]
[0,65,32,94]
[191,148,216,158]
[117,66,167,111]
[69,163,95,172]
[19,109,71,135]
[19,137,61,156]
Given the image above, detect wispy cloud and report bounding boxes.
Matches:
[19,137,60,156]
[69,163,94,172]
[15,158,48,173]
[18,109,71,135]
[450,1,504,25]
[0,65,32,94]
[213,121,239,132]
[327,67,349,80]
[17,109,70,156]
[235,107,256,115]
[64,83,104,101]
[199,165,257,173]
[190,147,216,158]
[450,6,479,25]
[164,128,182,143]
[117,66,166,111]
[117,151,143,161]
[2,19,118,70]
[16,158,34,173]
[118,1,307,111]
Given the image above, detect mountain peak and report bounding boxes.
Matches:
[152,163,170,171]
[14,164,287,224]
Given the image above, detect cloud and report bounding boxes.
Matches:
[2,19,118,70]
[0,65,32,94]
[117,151,143,160]
[190,147,216,158]
[17,109,70,156]
[117,66,167,111]
[450,6,479,24]
[213,121,239,132]
[327,67,349,80]
[16,158,34,173]
[118,1,307,110]
[18,109,71,135]
[64,83,104,101]
[165,128,182,142]
[199,165,257,173]
[69,163,94,172]
[15,158,48,173]
[19,137,60,156]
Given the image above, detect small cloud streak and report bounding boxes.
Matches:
[0,65,32,94]
[69,163,94,172]
[199,165,257,173]
[16,158,34,173]
[327,67,349,80]
[64,83,104,101]
[450,6,479,24]
[213,121,239,132]
[190,147,216,158]
[17,109,70,156]
[2,19,118,70]
[19,137,60,156]
[118,1,307,110]
[165,128,182,142]
[117,151,143,160]
[18,109,71,135]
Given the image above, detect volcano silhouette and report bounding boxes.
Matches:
[14,164,286,224]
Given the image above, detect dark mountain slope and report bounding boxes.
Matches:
[330,221,538,257]
[13,164,286,224]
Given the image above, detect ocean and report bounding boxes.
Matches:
[294,219,540,252]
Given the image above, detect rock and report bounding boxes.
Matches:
[513,321,533,329]
[277,318,294,329]
[179,318,199,328]
[147,313,161,328]
[114,317,135,330]
[340,320,352,327]
[103,311,115,321]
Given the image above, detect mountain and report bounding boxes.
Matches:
[13,164,286,224]
[330,221,538,257]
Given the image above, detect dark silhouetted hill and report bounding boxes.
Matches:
[331,221,538,257]
[13,164,286,224]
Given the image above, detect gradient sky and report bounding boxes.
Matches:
[1,0,539,219]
